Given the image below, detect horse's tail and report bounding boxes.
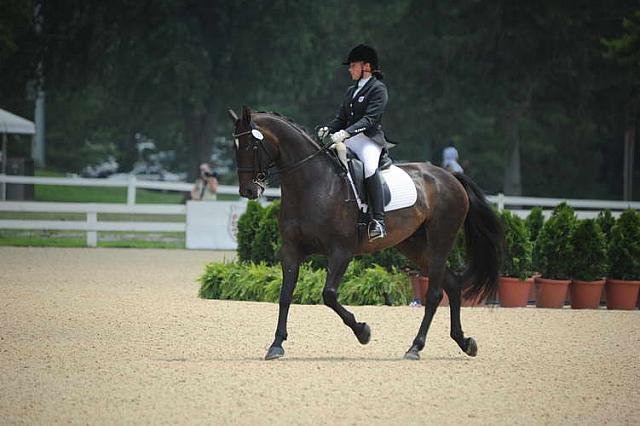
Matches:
[453,173,503,301]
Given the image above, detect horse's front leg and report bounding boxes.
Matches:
[265,250,301,360]
[322,250,371,345]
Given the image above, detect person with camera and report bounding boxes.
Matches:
[191,163,219,201]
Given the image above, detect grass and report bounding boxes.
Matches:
[31,169,240,203]
[0,230,185,249]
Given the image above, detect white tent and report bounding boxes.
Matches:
[0,108,36,135]
[1,108,36,200]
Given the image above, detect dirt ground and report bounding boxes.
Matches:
[1,247,638,425]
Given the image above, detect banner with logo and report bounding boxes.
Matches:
[186,200,248,249]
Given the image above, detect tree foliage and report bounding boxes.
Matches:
[1,1,638,200]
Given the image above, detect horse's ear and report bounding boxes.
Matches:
[241,105,252,123]
[227,108,238,123]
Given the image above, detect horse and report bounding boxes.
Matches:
[228,106,502,361]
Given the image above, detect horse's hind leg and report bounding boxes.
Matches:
[322,249,371,345]
[443,270,478,357]
[397,219,461,359]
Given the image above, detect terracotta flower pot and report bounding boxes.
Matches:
[410,274,424,304]
[413,277,449,307]
[498,276,533,307]
[570,280,605,309]
[462,294,487,307]
[605,279,640,310]
[535,277,570,308]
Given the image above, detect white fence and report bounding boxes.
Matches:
[0,174,281,203]
[0,174,638,248]
[0,201,186,247]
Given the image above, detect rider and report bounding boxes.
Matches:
[318,44,389,242]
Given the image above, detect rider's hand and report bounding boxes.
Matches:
[317,126,330,140]
[330,130,350,144]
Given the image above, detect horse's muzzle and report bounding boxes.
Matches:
[239,182,263,200]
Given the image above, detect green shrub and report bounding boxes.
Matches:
[253,201,282,265]
[570,219,607,281]
[596,209,615,242]
[357,247,416,273]
[526,207,544,242]
[607,209,640,280]
[533,203,577,280]
[447,231,466,273]
[198,260,412,306]
[292,265,327,304]
[236,201,263,263]
[339,264,411,306]
[500,211,533,280]
[198,261,232,299]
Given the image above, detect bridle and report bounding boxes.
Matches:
[233,120,334,188]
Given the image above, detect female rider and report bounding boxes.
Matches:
[318,44,389,241]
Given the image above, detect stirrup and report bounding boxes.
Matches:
[368,219,386,241]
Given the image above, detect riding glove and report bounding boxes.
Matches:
[330,130,350,144]
[317,126,330,140]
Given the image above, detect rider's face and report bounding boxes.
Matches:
[348,61,370,80]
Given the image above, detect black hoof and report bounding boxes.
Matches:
[403,349,420,360]
[355,323,371,345]
[464,337,478,357]
[265,346,285,360]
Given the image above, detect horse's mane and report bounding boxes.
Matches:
[255,111,316,143]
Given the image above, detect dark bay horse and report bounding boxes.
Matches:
[229,106,502,360]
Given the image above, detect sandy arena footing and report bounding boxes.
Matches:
[1,247,638,425]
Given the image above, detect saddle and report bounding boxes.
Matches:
[347,148,392,208]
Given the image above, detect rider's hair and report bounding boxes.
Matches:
[372,69,384,80]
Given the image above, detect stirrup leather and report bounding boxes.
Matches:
[368,219,386,241]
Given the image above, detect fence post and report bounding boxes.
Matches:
[86,209,97,247]
[497,193,505,211]
[127,176,136,205]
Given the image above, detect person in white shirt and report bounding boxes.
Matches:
[191,163,218,201]
[442,142,464,173]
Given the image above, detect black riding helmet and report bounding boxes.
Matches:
[343,44,379,70]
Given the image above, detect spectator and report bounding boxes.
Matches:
[191,163,218,201]
[442,141,464,173]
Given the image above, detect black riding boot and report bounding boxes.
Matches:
[365,170,386,241]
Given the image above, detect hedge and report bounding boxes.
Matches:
[199,260,412,306]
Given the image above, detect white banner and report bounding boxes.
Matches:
[186,200,248,249]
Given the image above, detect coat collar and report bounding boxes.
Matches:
[349,76,377,98]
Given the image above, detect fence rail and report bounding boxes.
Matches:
[0,174,281,203]
[1,174,638,248]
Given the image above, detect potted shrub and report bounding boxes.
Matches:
[569,219,607,309]
[606,209,640,310]
[596,209,616,243]
[533,203,576,308]
[498,211,534,307]
[526,207,545,243]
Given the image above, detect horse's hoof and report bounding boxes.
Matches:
[465,337,478,357]
[265,346,285,360]
[355,323,371,345]
[403,349,420,361]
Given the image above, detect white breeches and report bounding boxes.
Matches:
[345,133,382,178]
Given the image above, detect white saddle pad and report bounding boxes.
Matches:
[349,165,417,212]
[381,165,418,211]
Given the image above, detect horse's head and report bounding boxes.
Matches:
[228,106,277,199]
